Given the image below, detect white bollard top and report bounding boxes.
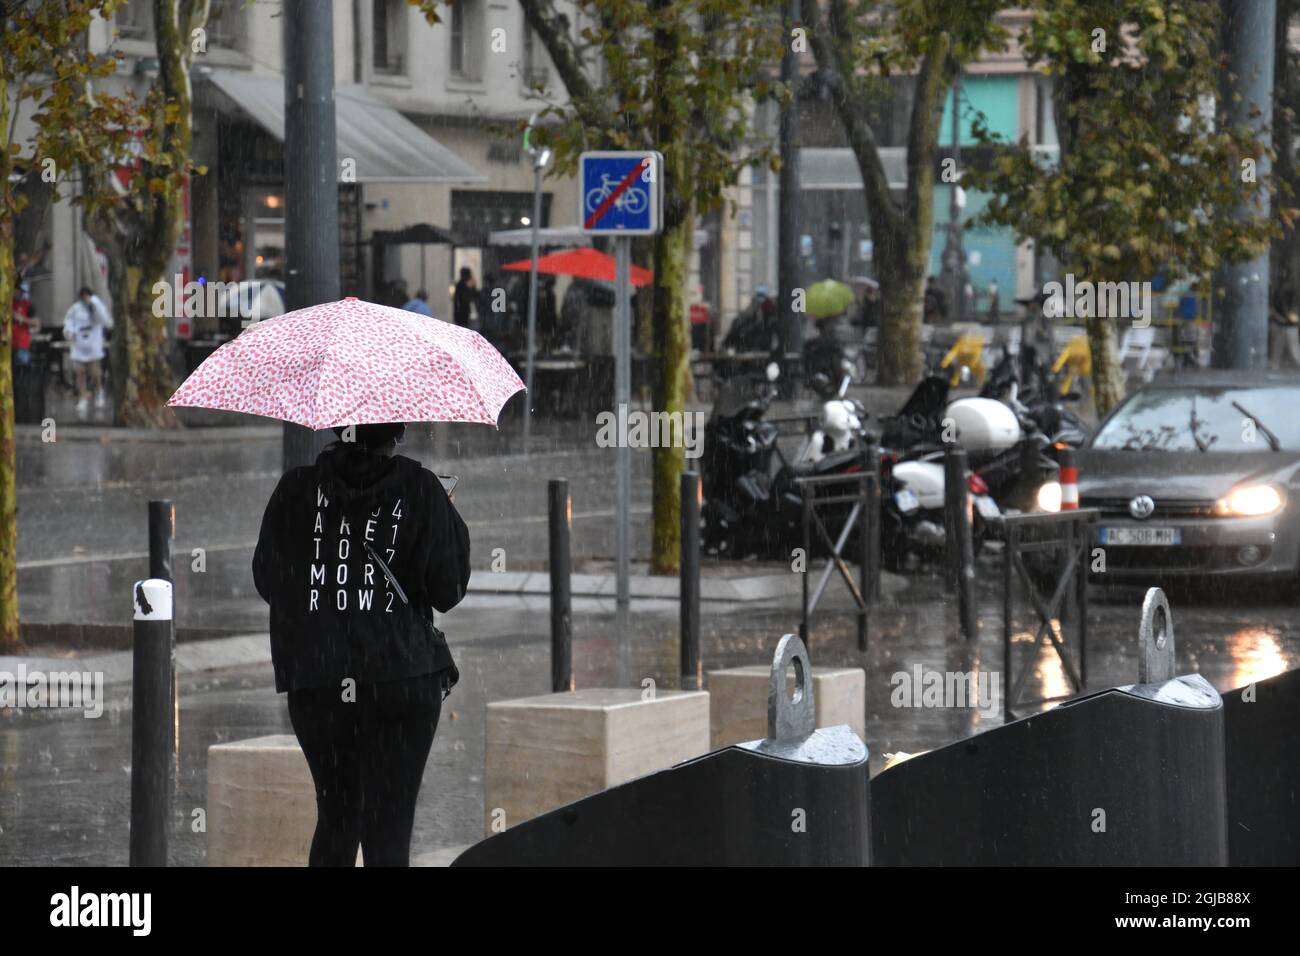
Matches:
[133,578,174,621]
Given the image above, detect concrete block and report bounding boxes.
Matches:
[706,665,865,750]
[208,734,316,867]
[484,688,710,834]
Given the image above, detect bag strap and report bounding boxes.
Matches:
[364,541,410,606]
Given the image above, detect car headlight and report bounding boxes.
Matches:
[1036,480,1062,513]
[1214,484,1284,517]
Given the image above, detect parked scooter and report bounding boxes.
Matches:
[701,363,924,562]
[974,351,1090,511]
[700,363,786,559]
[796,365,867,465]
[874,375,1004,569]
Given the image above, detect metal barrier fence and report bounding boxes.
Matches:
[1001,509,1097,721]
[795,446,880,650]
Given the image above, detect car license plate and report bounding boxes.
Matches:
[974,495,1000,519]
[894,489,919,513]
[1099,526,1181,546]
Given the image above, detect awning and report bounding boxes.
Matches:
[197,69,486,184]
[798,147,908,191]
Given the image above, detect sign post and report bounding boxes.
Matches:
[580,151,662,615]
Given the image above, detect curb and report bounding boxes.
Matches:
[16,424,281,444]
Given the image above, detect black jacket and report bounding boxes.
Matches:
[253,444,471,693]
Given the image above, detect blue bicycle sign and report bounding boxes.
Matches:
[585,173,649,217]
[579,151,662,236]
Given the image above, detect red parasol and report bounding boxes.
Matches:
[500,247,653,287]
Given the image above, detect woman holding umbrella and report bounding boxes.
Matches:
[170,296,524,866]
[251,422,469,866]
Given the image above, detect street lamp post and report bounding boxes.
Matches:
[943,71,967,324]
[522,117,551,453]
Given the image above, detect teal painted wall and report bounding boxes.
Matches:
[929,185,1018,316]
[939,75,1020,146]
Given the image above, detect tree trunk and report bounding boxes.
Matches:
[876,272,925,384]
[0,63,17,645]
[118,265,178,428]
[650,201,692,575]
[1086,316,1125,415]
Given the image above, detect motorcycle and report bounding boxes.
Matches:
[701,363,924,562]
[699,363,786,559]
[974,351,1091,512]
[874,375,1005,569]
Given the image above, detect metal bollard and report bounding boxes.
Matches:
[148,500,178,773]
[680,472,701,691]
[943,444,977,639]
[548,479,573,693]
[1058,446,1079,510]
[864,441,882,602]
[148,500,174,580]
[130,578,174,866]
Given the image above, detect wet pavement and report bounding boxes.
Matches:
[3,563,1297,865]
[4,389,1299,865]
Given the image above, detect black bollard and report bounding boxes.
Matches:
[547,479,573,693]
[130,578,173,866]
[148,500,174,581]
[149,500,178,771]
[680,472,701,690]
[943,444,977,639]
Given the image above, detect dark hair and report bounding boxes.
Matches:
[331,423,406,450]
[78,286,94,297]
[415,289,428,300]
[459,267,472,280]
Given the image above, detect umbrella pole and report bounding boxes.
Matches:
[522,162,544,452]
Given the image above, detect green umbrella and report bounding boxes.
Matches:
[805,278,855,319]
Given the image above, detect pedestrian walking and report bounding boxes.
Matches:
[252,422,470,867]
[10,280,38,366]
[453,267,478,328]
[402,289,434,318]
[61,286,112,419]
[986,278,1001,324]
[923,276,948,326]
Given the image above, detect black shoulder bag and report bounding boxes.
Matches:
[363,540,459,701]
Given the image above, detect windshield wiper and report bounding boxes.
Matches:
[1231,400,1281,451]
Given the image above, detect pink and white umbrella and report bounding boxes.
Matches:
[167,296,524,429]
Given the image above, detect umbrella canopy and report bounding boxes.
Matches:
[500,247,653,287]
[805,278,855,319]
[167,296,524,429]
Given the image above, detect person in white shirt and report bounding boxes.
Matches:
[62,286,113,418]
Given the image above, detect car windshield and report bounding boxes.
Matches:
[1092,385,1300,452]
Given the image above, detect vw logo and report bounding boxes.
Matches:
[1128,495,1156,520]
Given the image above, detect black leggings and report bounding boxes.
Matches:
[287,671,443,866]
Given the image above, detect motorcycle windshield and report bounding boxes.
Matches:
[712,378,767,418]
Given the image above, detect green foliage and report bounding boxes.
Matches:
[516,0,787,223]
[965,0,1281,285]
[807,0,1004,383]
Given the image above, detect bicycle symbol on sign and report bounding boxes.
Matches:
[585,173,649,217]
